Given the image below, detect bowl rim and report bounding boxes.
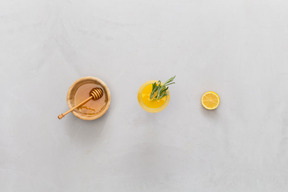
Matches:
[67,76,111,120]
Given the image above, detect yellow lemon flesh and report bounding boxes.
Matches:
[201,91,220,110]
[141,84,167,108]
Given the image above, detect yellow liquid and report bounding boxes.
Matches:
[141,84,167,108]
[138,81,170,113]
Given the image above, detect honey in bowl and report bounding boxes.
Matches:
[74,83,108,115]
[66,77,111,120]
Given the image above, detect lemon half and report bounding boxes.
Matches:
[201,91,220,110]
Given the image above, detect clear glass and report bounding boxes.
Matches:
[137,80,170,113]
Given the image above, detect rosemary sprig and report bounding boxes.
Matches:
[150,76,176,100]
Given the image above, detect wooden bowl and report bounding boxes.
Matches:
[67,76,111,120]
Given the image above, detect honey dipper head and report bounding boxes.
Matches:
[90,88,104,100]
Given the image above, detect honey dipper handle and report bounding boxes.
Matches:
[58,96,93,119]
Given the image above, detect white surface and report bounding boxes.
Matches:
[1,0,288,191]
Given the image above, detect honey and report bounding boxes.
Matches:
[74,83,108,115]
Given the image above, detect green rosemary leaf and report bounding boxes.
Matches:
[150,76,175,100]
[165,82,175,86]
[150,82,157,99]
[159,93,167,99]
[161,87,169,94]
[164,75,176,85]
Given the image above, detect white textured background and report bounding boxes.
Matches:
[1,0,288,191]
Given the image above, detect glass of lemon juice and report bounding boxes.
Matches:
[137,76,175,113]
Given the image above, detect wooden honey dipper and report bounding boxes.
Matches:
[58,88,104,119]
